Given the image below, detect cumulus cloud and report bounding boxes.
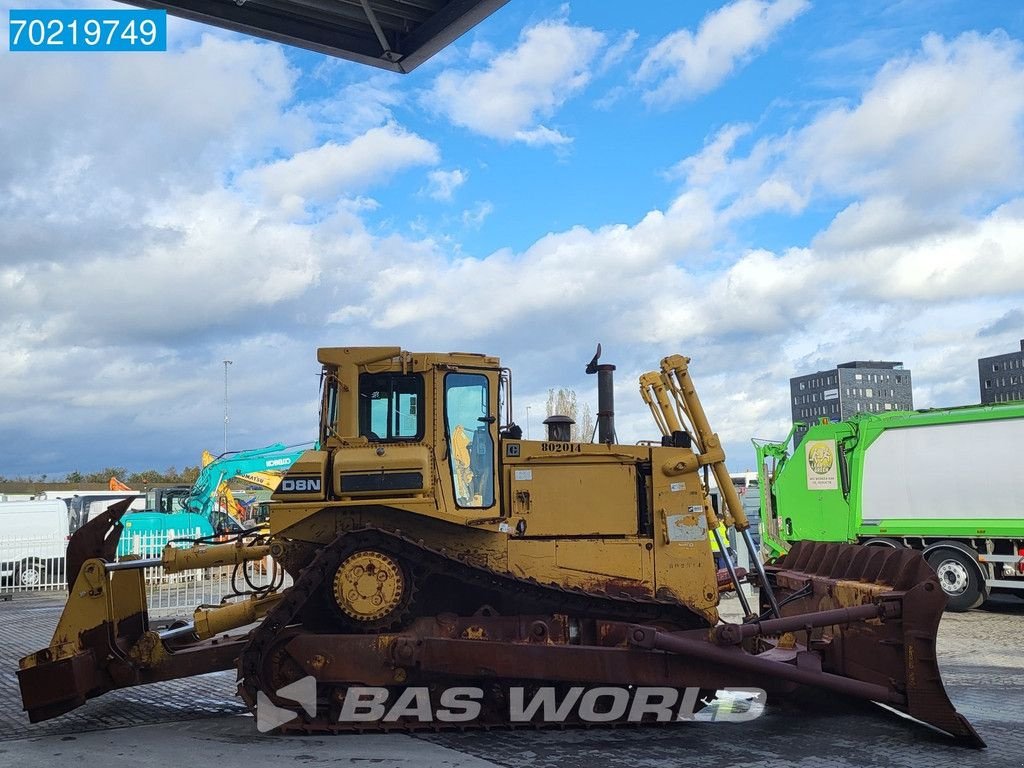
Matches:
[0,35,310,270]
[792,31,1024,206]
[241,124,440,204]
[636,0,809,105]
[668,31,1024,227]
[424,20,607,145]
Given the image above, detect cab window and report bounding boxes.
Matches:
[358,373,424,441]
[444,373,494,508]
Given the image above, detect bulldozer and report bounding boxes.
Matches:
[18,346,982,745]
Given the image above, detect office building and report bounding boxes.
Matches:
[790,361,914,445]
[978,340,1024,403]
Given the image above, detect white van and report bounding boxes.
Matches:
[0,499,70,588]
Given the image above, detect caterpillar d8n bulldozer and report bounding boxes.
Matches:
[18,346,982,745]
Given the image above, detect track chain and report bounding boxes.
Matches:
[238,527,710,732]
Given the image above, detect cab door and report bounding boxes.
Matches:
[443,372,496,509]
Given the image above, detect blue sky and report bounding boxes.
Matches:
[1,0,1024,477]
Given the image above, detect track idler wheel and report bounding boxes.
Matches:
[332,550,411,628]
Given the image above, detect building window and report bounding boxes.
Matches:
[866,388,873,397]
[985,380,992,389]
[896,375,902,383]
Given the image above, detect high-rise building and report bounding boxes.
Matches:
[978,340,1024,403]
[790,361,914,445]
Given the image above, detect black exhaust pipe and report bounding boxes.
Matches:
[586,344,616,444]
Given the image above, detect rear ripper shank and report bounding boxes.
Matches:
[18,346,982,746]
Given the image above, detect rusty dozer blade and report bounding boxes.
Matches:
[17,500,253,723]
[751,540,983,747]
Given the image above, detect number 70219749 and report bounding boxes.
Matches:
[9,9,166,52]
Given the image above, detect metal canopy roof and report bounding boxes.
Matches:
[125,0,509,72]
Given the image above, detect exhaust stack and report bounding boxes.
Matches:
[586,344,616,444]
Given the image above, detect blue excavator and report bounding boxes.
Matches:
[86,443,314,553]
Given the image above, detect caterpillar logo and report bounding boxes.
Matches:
[279,477,322,493]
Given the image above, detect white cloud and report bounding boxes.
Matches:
[0,34,308,267]
[668,32,1024,222]
[832,200,1024,303]
[670,123,752,184]
[305,78,404,139]
[461,201,494,228]
[241,124,440,204]
[424,169,468,201]
[812,196,955,253]
[636,0,809,105]
[792,32,1024,206]
[424,20,606,145]
[598,30,639,75]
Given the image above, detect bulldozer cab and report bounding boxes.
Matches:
[315,347,500,520]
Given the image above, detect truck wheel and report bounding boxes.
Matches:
[861,538,901,548]
[15,559,46,588]
[926,549,985,612]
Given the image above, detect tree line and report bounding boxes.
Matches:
[0,466,201,486]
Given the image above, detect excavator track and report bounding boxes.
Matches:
[237,527,713,732]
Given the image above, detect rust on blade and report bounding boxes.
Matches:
[764,541,984,748]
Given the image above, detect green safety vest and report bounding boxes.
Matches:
[709,522,728,552]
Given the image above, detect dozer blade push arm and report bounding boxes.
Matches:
[18,501,277,723]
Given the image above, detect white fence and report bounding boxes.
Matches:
[1,532,289,619]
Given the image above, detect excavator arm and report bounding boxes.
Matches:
[190,443,314,522]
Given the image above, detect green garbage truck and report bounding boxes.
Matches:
[756,402,1024,610]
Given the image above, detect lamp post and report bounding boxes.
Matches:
[526,406,531,439]
[223,360,233,453]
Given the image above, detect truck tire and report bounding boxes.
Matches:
[15,559,46,588]
[926,549,985,612]
[861,538,901,548]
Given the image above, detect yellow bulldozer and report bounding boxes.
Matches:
[18,346,981,745]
